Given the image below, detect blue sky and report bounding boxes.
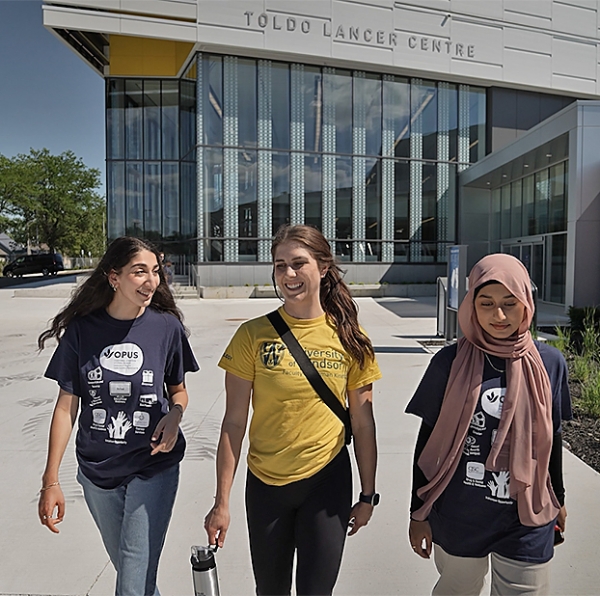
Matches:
[0,0,105,192]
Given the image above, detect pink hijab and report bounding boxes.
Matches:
[412,253,559,527]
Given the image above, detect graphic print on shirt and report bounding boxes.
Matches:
[487,470,511,499]
[139,393,158,407]
[142,369,154,386]
[91,408,107,431]
[109,381,131,404]
[133,411,150,433]
[261,341,285,368]
[106,411,132,442]
[481,386,506,419]
[100,343,144,375]
[88,366,103,385]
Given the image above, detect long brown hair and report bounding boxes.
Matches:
[38,237,184,349]
[271,224,375,368]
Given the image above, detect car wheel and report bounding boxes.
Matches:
[42,268,49,276]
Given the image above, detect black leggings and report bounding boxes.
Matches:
[245,448,352,596]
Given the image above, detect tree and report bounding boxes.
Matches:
[0,149,105,256]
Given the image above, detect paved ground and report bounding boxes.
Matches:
[0,284,598,596]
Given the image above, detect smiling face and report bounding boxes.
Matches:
[273,241,327,318]
[474,282,527,339]
[108,249,161,319]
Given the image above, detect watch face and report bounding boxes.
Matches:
[372,493,380,506]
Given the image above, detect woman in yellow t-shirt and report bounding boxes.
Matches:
[204,224,381,595]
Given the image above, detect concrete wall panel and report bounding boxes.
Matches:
[552,1,597,37]
[266,0,331,19]
[504,0,552,19]
[121,0,197,21]
[504,49,552,88]
[451,19,503,66]
[451,0,503,20]
[504,27,552,55]
[553,37,597,80]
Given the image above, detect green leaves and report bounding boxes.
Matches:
[0,149,105,256]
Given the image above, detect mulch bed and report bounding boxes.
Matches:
[563,412,600,474]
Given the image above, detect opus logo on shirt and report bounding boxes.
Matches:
[100,343,144,376]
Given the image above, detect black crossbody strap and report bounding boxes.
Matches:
[267,310,352,445]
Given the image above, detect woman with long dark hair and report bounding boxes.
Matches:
[406,253,572,595]
[37,237,199,596]
[204,224,381,595]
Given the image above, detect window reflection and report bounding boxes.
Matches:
[125,80,143,160]
[162,162,179,238]
[238,150,257,259]
[144,162,161,238]
[272,152,290,232]
[144,81,161,160]
[336,157,353,260]
[162,81,179,160]
[126,162,143,236]
[107,162,125,238]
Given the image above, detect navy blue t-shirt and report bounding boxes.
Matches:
[45,308,199,489]
[406,341,572,563]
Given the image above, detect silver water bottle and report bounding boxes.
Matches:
[191,545,220,596]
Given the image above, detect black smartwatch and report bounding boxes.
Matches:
[359,492,380,506]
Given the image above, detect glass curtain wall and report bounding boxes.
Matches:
[493,160,568,303]
[106,55,486,264]
[106,77,197,267]
[195,53,485,263]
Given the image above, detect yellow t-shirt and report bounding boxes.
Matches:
[218,306,381,486]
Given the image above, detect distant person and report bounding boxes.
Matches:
[37,236,199,596]
[406,253,572,596]
[204,224,381,595]
[163,260,174,288]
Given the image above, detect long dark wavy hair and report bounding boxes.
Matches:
[271,224,375,368]
[38,237,184,349]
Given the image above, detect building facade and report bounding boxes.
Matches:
[43,0,600,306]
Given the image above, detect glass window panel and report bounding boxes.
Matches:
[469,87,486,162]
[363,74,382,157]
[144,162,161,239]
[365,158,381,261]
[383,77,410,159]
[126,162,143,236]
[107,79,125,159]
[180,80,196,160]
[447,84,458,163]
[421,163,437,261]
[238,150,257,259]
[162,162,179,238]
[304,154,321,230]
[491,188,501,240]
[412,81,437,160]
[107,161,125,239]
[522,174,535,235]
[304,66,322,153]
[162,81,179,160]
[238,59,257,148]
[205,55,223,146]
[335,157,353,260]
[180,161,196,238]
[501,184,511,238]
[272,152,290,233]
[535,170,549,234]
[550,233,567,303]
[394,161,410,245]
[532,243,544,299]
[125,80,143,160]
[549,162,566,233]
[324,70,352,155]
[143,80,161,160]
[272,62,290,150]
[511,179,522,238]
[204,148,223,261]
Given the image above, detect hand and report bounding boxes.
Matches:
[38,485,65,534]
[204,504,230,548]
[409,519,432,559]
[557,505,567,532]
[347,501,374,536]
[150,408,181,455]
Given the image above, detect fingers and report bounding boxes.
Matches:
[38,502,64,534]
[409,519,432,559]
[347,502,373,536]
[204,507,229,548]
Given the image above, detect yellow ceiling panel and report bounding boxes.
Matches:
[109,35,194,76]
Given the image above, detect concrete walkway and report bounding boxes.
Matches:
[0,288,597,595]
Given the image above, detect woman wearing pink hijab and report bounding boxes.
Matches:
[406,253,572,596]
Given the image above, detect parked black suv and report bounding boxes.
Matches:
[3,253,64,277]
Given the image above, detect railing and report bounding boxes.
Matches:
[187,263,201,298]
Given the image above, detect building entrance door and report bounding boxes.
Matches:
[502,240,545,299]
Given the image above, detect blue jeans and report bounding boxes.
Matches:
[77,465,179,596]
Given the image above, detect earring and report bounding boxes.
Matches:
[109,282,116,292]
